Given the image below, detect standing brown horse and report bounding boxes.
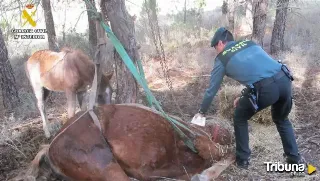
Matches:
[25,48,113,138]
[25,104,235,181]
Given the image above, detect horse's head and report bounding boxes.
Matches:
[98,71,113,105]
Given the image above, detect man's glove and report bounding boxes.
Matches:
[192,112,206,127]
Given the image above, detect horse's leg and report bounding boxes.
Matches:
[66,90,76,118]
[27,64,50,138]
[76,91,87,111]
[43,87,51,102]
[34,86,50,138]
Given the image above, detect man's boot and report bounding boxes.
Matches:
[236,158,250,169]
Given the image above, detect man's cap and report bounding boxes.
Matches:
[210,27,230,47]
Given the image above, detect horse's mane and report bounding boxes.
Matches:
[60,47,91,61]
[61,47,95,82]
[61,47,73,53]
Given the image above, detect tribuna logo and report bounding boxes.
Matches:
[264,162,306,175]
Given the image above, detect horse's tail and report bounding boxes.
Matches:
[25,144,50,179]
[10,145,50,181]
[21,144,68,180]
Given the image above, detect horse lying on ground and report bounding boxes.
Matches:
[25,48,113,138]
[24,104,235,181]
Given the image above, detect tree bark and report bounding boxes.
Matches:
[101,0,139,103]
[184,0,187,23]
[85,0,97,58]
[227,0,236,33]
[252,0,268,46]
[270,0,289,55]
[99,1,115,75]
[41,0,59,51]
[222,0,228,15]
[0,28,20,111]
[221,0,229,28]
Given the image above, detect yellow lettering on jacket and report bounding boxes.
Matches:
[222,40,250,56]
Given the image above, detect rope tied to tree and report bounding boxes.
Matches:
[83,0,198,153]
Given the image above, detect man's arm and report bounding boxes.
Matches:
[199,59,225,114]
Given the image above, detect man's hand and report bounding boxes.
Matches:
[234,97,240,108]
[192,113,206,127]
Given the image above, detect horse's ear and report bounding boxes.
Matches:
[103,71,113,81]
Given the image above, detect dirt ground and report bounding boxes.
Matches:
[0,52,319,181]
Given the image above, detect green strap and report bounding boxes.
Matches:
[82,0,197,152]
[100,22,198,153]
[136,59,153,107]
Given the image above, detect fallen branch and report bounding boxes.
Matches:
[9,116,62,131]
[310,100,320,105]
[9,113,63,131]
[188,74,211,78]
[9,119,42,131]
[4,142,27,158]
[301,134,320,146]
[309,140,320,147]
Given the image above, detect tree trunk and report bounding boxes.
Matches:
[62,5,67,44]
[42,0,59,51]
[0,28,20,112]
[222,0,228,15]
[243,0,248,16]
[100,0,110,24]
[85,0,97,58]
[228,0,236,34]
[252,0,268,46]
[99,0,115,75]
[184,0,187,23]
[221,0,229,28]
[270,0,289,55]
[101,0,139,103]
